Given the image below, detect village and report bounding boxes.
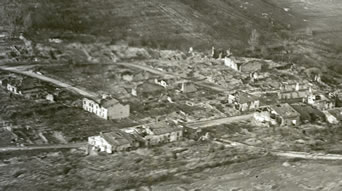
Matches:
[2,0,342,189]
[1,31,342,156]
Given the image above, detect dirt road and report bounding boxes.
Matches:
[185,113,254,129]
[116,62,175,78]
[0,143,86,152]
[271,151,342,160]
[117,61,228,93]
[0,65,98,98]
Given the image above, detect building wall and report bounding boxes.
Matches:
[278,90,309,100]
[107,104,130,120]
[116,144,132,152]
[239,103,249,112]
[145,130,183,146]
[46,94,54,102]
[282,116,300,126]
[82,98,108,120]
[224,57,238,71]
[313,101,334,111]
[239,101,259,112]
[250,100,260,110]
[7,84,20,94]
[323,111,338,124]
[240,63,262,73]
[170,130,183,142]
[88,136,113,153]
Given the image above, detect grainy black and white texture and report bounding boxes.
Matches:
[1,0,342,190]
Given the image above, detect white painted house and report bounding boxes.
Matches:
[83,98,108,119]
[83,97,130,120]
[7,83,21,95]
[88,131,137,154]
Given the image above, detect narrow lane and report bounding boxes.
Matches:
[0,143,86,152]
[185,113,254,129]
[117,61,228,93]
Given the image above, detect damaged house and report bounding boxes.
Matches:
[135,82,165,98]
[306,94,335,111]
[7,78,22,95]
[122,122,184,147]
[83,97,130,120]
[176,80,197,93]
[325,108,342,124]
[5,76,44,99]
[143,122,183,146]
[224,57,262,73]
[228,91,260,112]
[278,82,311,101]
[19,78,44,99]
[290,103,325,123]
[0,76,8,87]
[269,103,301,126]
[88,130,140,154]
[211,47,231,59]
[121,71,151,82]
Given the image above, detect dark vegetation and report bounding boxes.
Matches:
[0,0,298,53]
[3,0,342,79]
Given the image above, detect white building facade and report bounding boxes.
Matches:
[88,136,112,153]
[83,98,108,120]
[7,84,21,95]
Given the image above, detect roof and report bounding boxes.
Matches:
[101,131,132,146]
[137,82,164,93]
[291,103,325,121]
[20,77,41,90]
[234,91,259,104]
[259,92,279,106]
[270,103,300,118]
[279,89,310,94]
[7,78,21,87]
[100,98,120,107]
[328,108,342,121]
[280,81,310,91]
[239,60,263,68]
[146,122,182,135]
[6,76,41,90]
[314,94,332,102]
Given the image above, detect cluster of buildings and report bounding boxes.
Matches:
[251,81,341,127]
[221,53,341,127]
[0,74,56,102]
[225,77,340,127]
[255,100,341,127]
[0,73,89,108]
[86,58,342,154]
[224,56,263,73]
[88,121,184,153]
[81,78,198,121]
[82,96,130,120]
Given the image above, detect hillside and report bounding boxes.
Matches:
[1,0,342,72]
[270,0,342,49]
[0,0,301,53]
